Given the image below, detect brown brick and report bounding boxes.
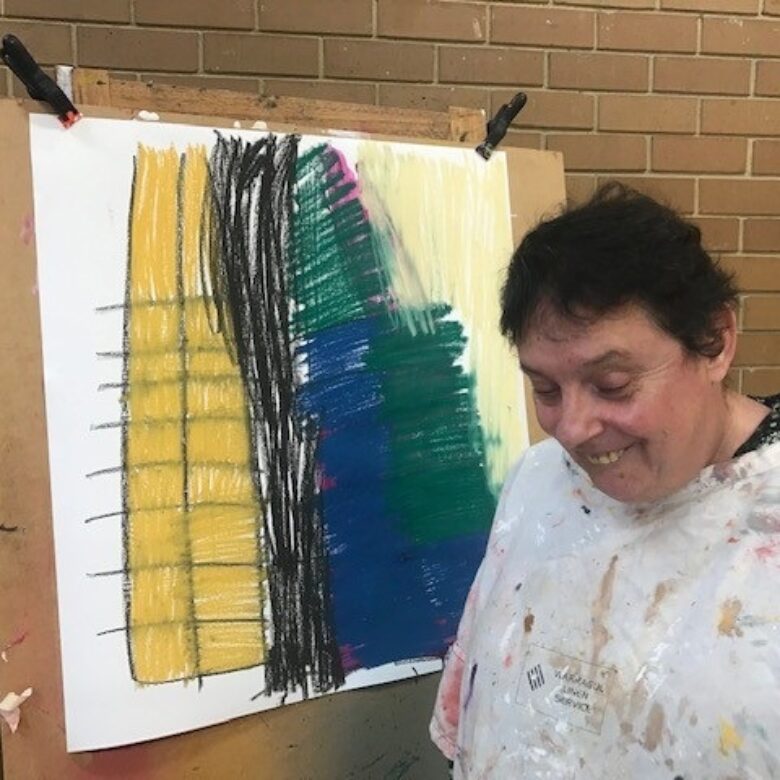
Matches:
[140,73,261,93]
[701,99,780,137]
[205,33,318,76]
[598,95,697,133]
[491,7,594,49]
[652,136,746,174]
[742,296,780,329]
[549,52,648,92]
[377,84,488,112]
[259,0,372,36]
[742,367,780,394]
[324,39,434,82]
[598,12,697,53]
[6,0,129,22]
[555,0,653,8]
[547,133,646,172]
[599,176,695,213]
[693,217,740,252]
[0,21,72,65]
[79,27,197,72]
[744,219,780,251]
[755,61,780,97]
[136,0,253,29]
[378,0,486,42]
[654,56,750,96]
[439,47,543,86]
[720,255,780,291]
[734,332,780,365]
[504,131,544,150]
[492,89,594,130]
[753,140,780,175]
[264,79,375,105]
[700,180,780,216]
[702,17,780,57]
[661,0,758,12]
[765,0,780,14]
[566,174,597,204]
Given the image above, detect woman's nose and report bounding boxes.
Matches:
[553,391,604,451]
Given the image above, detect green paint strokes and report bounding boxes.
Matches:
[291,145,386,337]
[367,207,437,339]
[366,304,496,543]
[290,143,496,541]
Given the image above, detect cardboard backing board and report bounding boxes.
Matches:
[0,98,563,778]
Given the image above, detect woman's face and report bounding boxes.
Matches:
[517,302,731,504]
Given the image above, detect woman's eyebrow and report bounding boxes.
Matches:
[582,349,637,371]
[520,351,636,377]
[519,362,547,378]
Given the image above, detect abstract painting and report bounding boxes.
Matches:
[29,116,525,750]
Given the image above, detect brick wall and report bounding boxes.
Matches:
[1,0,778,393]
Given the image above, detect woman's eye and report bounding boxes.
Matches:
[597,384,630,398]
[533,386,560,402]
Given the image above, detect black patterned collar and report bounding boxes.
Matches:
[733,393,780,457]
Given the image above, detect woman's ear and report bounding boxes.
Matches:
[708,305,738,383]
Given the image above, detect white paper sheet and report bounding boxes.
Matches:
[29,115,518,750]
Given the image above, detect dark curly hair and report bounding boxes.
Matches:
[500,182,739,358]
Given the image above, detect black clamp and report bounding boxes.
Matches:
[475,92,527,161]
[1,34,80,128]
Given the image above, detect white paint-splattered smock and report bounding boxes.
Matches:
[431,437,780,779]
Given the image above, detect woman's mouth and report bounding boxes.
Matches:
[585,446,630,465]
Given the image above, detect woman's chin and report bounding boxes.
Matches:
[589,471,647,504]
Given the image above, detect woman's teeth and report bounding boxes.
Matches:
[586,447,628,465]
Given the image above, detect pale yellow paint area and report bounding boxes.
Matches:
[356,144,525,490]
[718,718,744,756]
[125,145,265,682]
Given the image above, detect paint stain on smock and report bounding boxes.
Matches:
[718,598,744,637]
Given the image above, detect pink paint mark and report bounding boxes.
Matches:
[755,539,780,562]
[2,630,29,658]
[326,147,365,211]
[438,656,466,728]
[19,214,34,246]
[435,617,448,627]
[339,643,364,673]
[319,474,337,491]
[503,654,513,669]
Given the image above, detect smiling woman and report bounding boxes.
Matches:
[431,183,780,779]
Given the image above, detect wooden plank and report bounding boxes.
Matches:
[70,68,110,107]
[72,68,485,143]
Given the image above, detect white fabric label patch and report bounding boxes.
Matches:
[518,645,616,735]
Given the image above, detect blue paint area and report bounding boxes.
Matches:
[295,316,490,668]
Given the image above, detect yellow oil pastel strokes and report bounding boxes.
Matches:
[356,144,525,491]
[125,145,265,683]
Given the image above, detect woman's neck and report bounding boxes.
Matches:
[712,391,771,462]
